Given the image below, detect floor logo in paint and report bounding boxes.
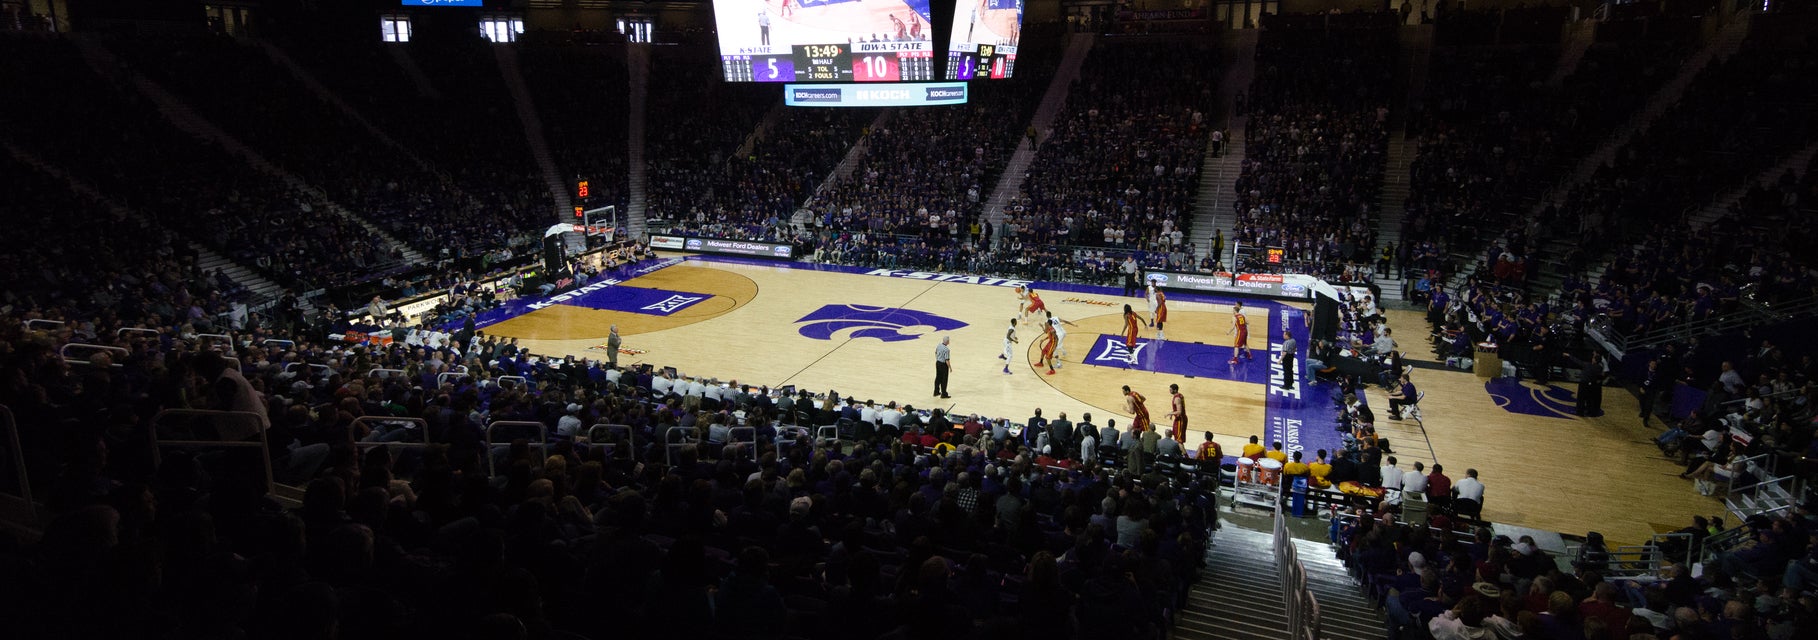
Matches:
[1484,378,1577,419]
[794,305,967,342]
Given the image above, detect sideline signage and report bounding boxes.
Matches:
[1147,271,1316,300]
[653,235,794,259]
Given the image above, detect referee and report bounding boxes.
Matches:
[934,336,952,398]
[1279,328,1297,390]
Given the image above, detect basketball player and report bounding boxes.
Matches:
[1228,301,1252,364]
[1145,281,1159,324]
[1026,289,1047,319]
[1014,285,1030,318]
[1162,383,1187,442]
[1123,385,1151,434]
[1122,304,1143,365]
[1044,310,1077,358]
[999,317,1018,374]
[1037,320,1058,375]
[779,0,794,18]
[1153,289,1169,341]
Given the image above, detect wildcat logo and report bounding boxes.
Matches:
[1484,378,1577,419]
[1063,297,1117,308]
[587,344,648,356]
[794,305,967,342]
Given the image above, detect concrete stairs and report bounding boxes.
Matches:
[2,138,286,302]
[626,43,650,238]
[1448,12,1752,296]
[494,44,573,224]
[1191,28,1257,265]
[72,35,429,267]
[983,32,1095,228]
[1290,536,1394,640]
[1547,19,1598,88]
[386,43,441,99]
[812,109,893,200]
[1376,134,1414,302]
[1390,24,1434,136]
[1174,523,1385,640]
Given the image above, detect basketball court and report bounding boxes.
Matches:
[464,254,1721,545]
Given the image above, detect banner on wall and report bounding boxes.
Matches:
[1146,271,1317,300]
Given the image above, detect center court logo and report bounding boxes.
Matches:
[642,295,705,314]
[1484,378,1577,419]
[793,305,967,342]
[1087,336,1149,363]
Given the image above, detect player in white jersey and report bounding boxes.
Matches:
[999,318,1019,374]
[1013,285,1031,319]
[1146,282,1159,322]
[1045,310,1078,359]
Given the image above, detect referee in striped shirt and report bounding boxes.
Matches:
[934,336,952,398]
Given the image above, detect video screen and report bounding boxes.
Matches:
[944,0,1022,80]
[712,0,936,83]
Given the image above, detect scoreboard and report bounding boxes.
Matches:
[712,0,936,83]
[722,41,935,83]
[945,0,1023,80]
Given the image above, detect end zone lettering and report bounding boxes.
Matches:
[863,269,1030,288]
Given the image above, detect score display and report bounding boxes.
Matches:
[713,0,935,83]
[945,0,1023,80]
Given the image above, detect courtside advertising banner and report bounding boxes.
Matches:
[649,235,687,250]
[1147,271,1316,300]
[669,236,795,259]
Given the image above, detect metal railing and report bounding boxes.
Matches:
[116,327,161,339]
[497,375,528,390]
[0,405,39,528]
[1273,504,1320,640]
[587,424,636,458]
[485,421,549,475]
[22,319,65,332]
[149,409,273,495]
[1649,531,1696,570]
[665,426,699,466]
[58,343,128,366]
[368,368,407,379]
[1590,291,1818,354]
[352,416,431,450]
[725,426,757,462]
[1700,524,1752,564]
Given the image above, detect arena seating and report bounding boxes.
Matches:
[518,35,631,213]
[1008,39,1219,252]
[648,107,872,242]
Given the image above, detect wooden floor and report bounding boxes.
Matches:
[1371,309,1724,545]
[489,258,1720,546]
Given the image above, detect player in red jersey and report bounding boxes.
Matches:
[1026,290,1047,318]
[1228,301,1252,364]
[1153,289,1168,341]
[1037,321,1058,375]
[1124,385,1151,434]
[1163,383,1188,442]
[1122,304,1142,365]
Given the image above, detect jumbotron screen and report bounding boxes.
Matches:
[712,0,936,83]
[945,0,1022,80]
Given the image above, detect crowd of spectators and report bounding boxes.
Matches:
[642,45,788,240]
[518,36,630,215]
[0,36,403,291]
[1006,41,1218,253]
[1232,14,1393,274]
[0,243,1222,639]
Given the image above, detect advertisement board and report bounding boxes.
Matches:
[785,82,968,107]
[649,235,687,250]
[664,236,795,259]
[1146,271,1316,300]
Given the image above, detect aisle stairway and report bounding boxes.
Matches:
[494,43,573,223]
[1174,522,1386,640]
[814,109,893,199]
[626,43,650,238]
[982,32,1095,229]
[1191,28,1257,264]
[1547,19,1598,88]
[1375,134,1414,303]
[71,35,428,267]
[737,99,789,159]
[387,43,440,99]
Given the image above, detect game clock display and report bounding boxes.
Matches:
[724,43,933,82]
[944,0,1023,80]
[710,0,935,83]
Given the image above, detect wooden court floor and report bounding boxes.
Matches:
[484,258,1719,545]
[1371,309,1724,545]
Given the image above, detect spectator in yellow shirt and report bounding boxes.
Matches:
[1241,435,1265,459]
[1308,449,1333,489]
[1265,441,1288,464]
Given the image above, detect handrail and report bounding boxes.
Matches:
[263,338,296,349]
[117,327,161,339]
[816,424,840,447]
[485,420,549,476]
[22,319,65,331]
[1649,531,1696,570]
[58,343,128,366]
[726,426,757,462]
[352,416,430,448]
[284,362,330,375]
[665,426,698,466]
[0,405,38,527]
[1274,504,1320,640]
[1721,385,1804,408]
[368,368,407,379]
[149,409,273,495]
[586,424,635,456]
[497,375,528,390]
[196,333,233,345]
[437,371,472,387]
